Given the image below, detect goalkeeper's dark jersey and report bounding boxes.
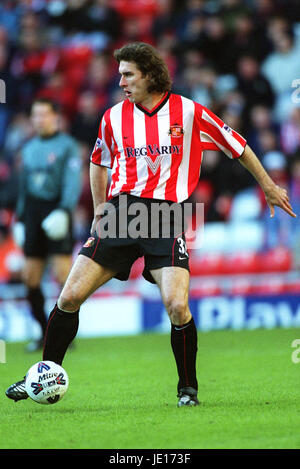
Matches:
[16,132,82,220]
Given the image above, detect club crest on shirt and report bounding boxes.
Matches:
[83,236,95,248]
[47,152,57,164]
[168,124,184,138]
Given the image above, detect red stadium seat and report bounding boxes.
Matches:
[223,252,260,275]
[229,278,253,295]
[59,45,93,69]
[286,281,300,294]
[257,247,292,273]
[189,253,225,276]
[247,278,286,295]
[190,280,222,297]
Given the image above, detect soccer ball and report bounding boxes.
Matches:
[25,361,69,405]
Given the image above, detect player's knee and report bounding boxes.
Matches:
[165,298,188,325]
[58,287,82,312]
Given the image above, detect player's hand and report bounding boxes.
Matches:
[265,185,297,218]
[90,202,107,236]
[12,221,25,247]
[90,214,102,236]
[42,209,69,240]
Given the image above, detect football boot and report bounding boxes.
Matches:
[5,378,28,402]
[177,386,199,407]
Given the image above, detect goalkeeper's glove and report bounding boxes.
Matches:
[12,221,25,247]
[41,209,69,240]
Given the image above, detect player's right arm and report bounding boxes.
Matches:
[89,110,114,235]
[195,102,296,219]
[90,163,108,234]
[238,144,296,218]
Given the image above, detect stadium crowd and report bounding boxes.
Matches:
[0,0,300,283]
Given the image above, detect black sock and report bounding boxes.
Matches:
[27,287,47,336]
[171,317,198,393]
[43,304,79,365]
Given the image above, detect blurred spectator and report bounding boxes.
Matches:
[218,89,244,118]
[260,150,293,250]
[245,105,280,156]
[289,153,300,214]
[156,32,178,81]
[113,0,159,43]
[0,33,21,147]
[289,154,300,268]
[182,64,217,108]
[236,55,274,121]
[35,71,79,119]
[228,13,270,64]
[80,52,115,112]
[57,43,93,92]
[0,158,18,210]
[46,0,121,46]
[199,15,234,74]
[261,28,300,122]
[219,0,252,33]
[0,2,22,43]
[152,0,181,41]
[258,129,279,155]
[178,12,206,51]
[280,106,300,156]
[80,0,121,42]
[71,90,100,146]
[0,208,23,284]
[3,112,33,162]
[10,15,60,111]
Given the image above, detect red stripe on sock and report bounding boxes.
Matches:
[42,304,58,360]
[182,329,189,387]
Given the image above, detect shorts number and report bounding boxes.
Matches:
[177,237,188,257]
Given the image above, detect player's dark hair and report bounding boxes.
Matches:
[114,42,172,94]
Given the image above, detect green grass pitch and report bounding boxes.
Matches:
[1,328,300,449]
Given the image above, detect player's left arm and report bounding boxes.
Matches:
[238,144,296,218]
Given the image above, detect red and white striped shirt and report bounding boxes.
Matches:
[90,92,247,203]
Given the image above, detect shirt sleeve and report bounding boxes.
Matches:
[195,103,247,159]
[90,109,114,168]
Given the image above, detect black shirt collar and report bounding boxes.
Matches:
[135,92,170,117]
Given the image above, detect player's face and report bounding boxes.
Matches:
[118,61,150,106]
[31,103,58,136]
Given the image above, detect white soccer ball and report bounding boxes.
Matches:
[25,361,69,405]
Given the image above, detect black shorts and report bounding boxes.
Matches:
[79,194,190,284]
[23,196,74,258]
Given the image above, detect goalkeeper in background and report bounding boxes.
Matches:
[13,98,82,352]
